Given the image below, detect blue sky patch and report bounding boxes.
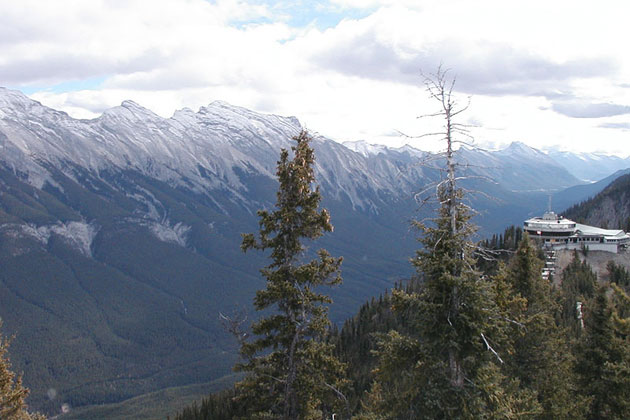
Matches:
[227,0,374,30]
[10,77,107,95]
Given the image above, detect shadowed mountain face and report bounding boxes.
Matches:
[562,173,630,230]
[0,88,618,414]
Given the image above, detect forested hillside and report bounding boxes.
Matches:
[563,173,630,230]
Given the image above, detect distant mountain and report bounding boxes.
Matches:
[547,149,630,182]
[344,140,582,192]
[458,141,581,192]
[0,87,614,415]
[562,173,630,230]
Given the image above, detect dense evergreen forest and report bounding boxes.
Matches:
[172,72,630,419]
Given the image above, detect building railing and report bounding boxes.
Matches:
[524,222,576,230]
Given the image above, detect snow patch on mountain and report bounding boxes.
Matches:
[51,222,100,257]
[393,144,426,158]
[0,221,99,257]
[126,187,167,221]
[149,221,191,247]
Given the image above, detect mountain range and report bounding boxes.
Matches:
[547,150,630,183]
[0,87,627,416]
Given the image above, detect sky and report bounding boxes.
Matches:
[2,0,630,156]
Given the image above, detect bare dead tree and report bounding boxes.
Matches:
[397,66,516,263]
[410,67,512,386]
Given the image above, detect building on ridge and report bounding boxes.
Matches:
[524,211,630,253]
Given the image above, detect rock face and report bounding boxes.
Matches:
[0,87,614,414]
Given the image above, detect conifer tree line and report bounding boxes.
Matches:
[173,70,630,419]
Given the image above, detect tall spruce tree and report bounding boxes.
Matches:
[363,68,536,419]
[235,130,346,420]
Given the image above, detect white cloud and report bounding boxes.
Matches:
[0,0,275,85]
[551,101,630,119]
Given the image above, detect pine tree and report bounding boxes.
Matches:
[559,252,597,336]
[363,68,536,419]
[576,285,630,419]
[0,321,44,420]
[611,283,630,324]
[235,130,347,420]
[607,261,630,288]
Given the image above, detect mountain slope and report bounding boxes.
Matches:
[562,173,630,230]
[552,168,630,213]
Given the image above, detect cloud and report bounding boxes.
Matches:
[0,48,168,86]
[304,7,616,99]
[551,101,630,118]
[450,53,614,98]
[1,1,623,101]
[0,0,274,87]
[308,28,422,84]
[599,122,630,130]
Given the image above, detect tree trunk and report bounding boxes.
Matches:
[445,82,464,389]
[284,328,300,420]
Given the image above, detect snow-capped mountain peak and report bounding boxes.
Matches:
[0,88,70,121]
[342,140,388,157]
[0,87,36,108]
[498,141,544,157]
[100,100,162,123]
